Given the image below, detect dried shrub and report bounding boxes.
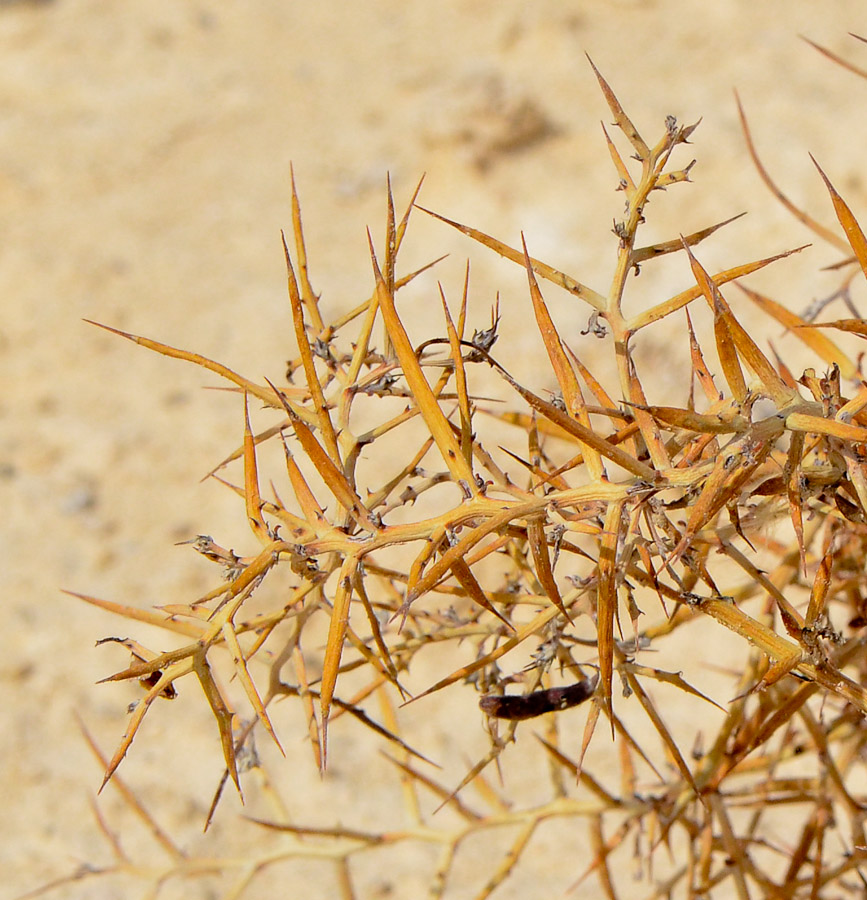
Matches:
[33,35,867,900]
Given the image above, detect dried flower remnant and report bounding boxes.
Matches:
[480,674,599,720]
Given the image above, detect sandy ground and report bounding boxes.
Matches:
[4,1,867,898]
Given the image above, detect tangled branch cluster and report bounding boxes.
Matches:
[42,39,867,900]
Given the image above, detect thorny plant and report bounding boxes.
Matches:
[31,38,867,900]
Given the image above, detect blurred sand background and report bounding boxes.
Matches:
[4,1,867,897]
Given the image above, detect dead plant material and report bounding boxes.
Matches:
[41,38,867,900]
